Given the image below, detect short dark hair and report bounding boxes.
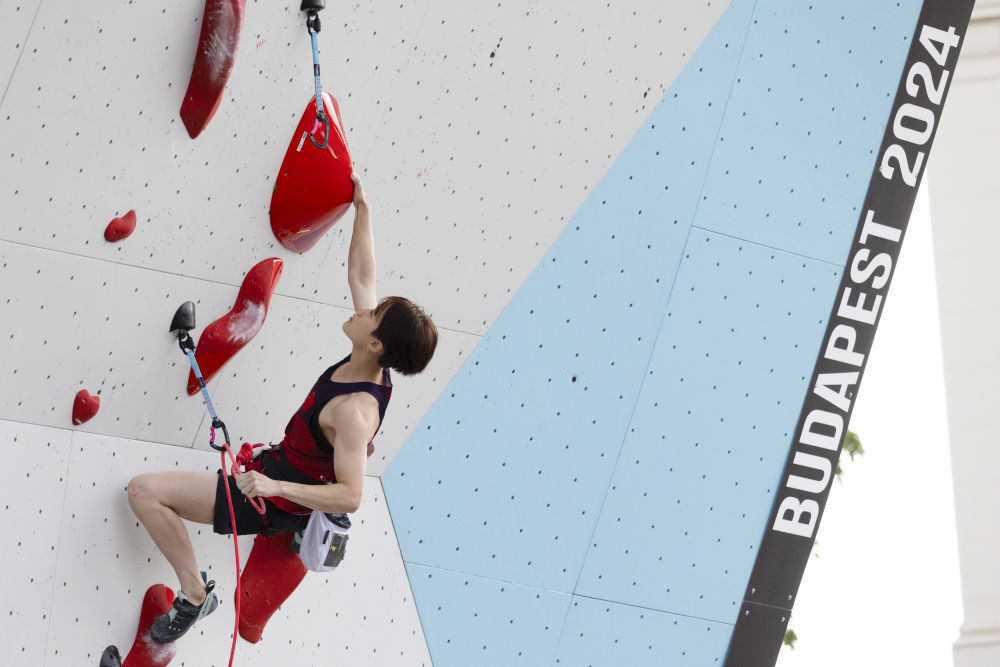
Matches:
[373,296,437,375]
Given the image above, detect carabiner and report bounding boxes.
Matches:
[308,112,330,150]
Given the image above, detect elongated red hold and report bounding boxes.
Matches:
[186,258,283,395]
[73,389,100,425]
[237,532,307,643]
[105,210,137,242]
[270,93,354,253]
[98,584,178,667]
[179,0,246,139]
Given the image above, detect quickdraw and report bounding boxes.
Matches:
[302,0,329,149]
[170,300,265,667]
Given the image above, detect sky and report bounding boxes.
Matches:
[775,178,964,666]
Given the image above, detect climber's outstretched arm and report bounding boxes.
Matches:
[347,173,376,312]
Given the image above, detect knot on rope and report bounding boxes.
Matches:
[234,442,268,471]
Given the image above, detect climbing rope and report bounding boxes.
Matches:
[180,337,264,667]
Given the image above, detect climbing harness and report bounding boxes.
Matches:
[170,300,264,667]
[303,0,329,149]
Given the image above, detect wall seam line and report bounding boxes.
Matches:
[689,225,848,269]
[0,0,44,110]
[42,427,77,665]
[567,0,761,603]
[380,477,435,667]
[0,238,484,337]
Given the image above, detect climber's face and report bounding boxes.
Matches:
[342,307,381,347]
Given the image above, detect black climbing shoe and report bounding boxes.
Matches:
[150,581,218,643]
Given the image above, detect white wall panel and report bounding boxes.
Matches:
[0,0,40,91]
[0,240,231,445]
[1,0,290,287]
[1,0,725,333]
[43,431,247,667]
[0,420,70,667]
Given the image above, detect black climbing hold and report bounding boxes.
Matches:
[99,645,122,667]
[169,301,196,335]
[300,0,325,11]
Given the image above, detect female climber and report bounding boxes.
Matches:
[126,174,438,642]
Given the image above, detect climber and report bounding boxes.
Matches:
[125,174,438,642]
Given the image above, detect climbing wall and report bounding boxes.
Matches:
[383,0,954,665]
[0,0,961,665]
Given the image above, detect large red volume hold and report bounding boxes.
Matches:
[179,0,246,139]
[123,584,177,667]
[237,532,307,643]
[269,92,354,253]
[186,258,283,395]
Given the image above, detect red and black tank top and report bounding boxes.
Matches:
[259,355,391,513]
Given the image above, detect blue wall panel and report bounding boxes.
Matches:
[552,596,731,667]
[383,0,927,664]
[575,230,841,623]
[698,1,922,263]
[406,564,572,667]
[384,2,752,592]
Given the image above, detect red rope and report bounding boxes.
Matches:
[219,448,241,667]
[211,433,267,667]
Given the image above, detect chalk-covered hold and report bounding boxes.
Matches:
[186,257,283,394]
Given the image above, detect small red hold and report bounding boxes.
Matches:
[72,389,100,425]
[105,210,137,242]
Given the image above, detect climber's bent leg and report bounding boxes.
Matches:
[127,470,217,605]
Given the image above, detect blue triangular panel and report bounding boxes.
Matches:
[383,0,924,663]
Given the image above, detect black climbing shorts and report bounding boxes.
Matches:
[213,470,309,537]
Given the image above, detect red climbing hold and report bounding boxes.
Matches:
[186,258,283,395]
[237,532,307,643]
[269,93,354,253]
[73,389,100,425]
[104,210,137,242]
[124,584,178,667]
[179,0,246,139]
